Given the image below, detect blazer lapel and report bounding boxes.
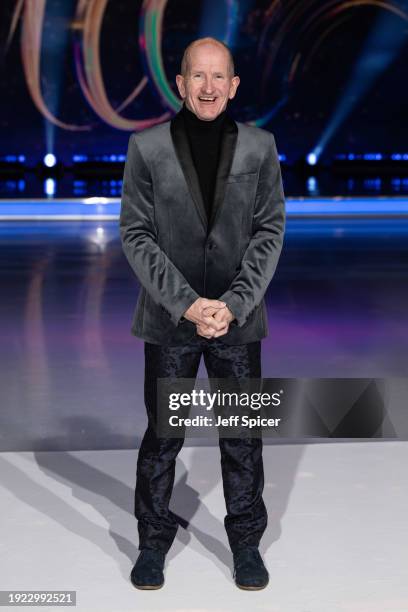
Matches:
[209,113,238,229]
[170,107,239,232]
[170,110,207,230]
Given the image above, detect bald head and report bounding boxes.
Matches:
[175,37,240,121]
[181,37,235,79]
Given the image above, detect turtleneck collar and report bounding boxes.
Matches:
[180,102,227,129]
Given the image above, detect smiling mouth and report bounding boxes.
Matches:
[198,96,217,104]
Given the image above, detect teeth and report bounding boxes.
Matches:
[200,97,215,101]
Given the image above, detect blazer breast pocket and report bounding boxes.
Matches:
[227,171,258,183]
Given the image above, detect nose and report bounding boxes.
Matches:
[201,77,215,94]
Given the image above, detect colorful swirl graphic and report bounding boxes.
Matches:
[6,0,408,131]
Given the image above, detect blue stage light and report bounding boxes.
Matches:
[44,178,56,196]
[363,178,382,190]
[308,176,316,186]
[307,152,317,166]
[307,176,318,195]
[44,153,57,168]
[363,153,383,161]
[313,10,406,162]
[3,155,24,162]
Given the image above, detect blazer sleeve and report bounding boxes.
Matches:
[119,133,200,326]
[218,133,285,327]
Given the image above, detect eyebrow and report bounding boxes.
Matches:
[191,70,225,75]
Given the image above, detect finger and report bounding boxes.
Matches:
[202,316,226,331]
[212,309,227,321]
[201,308,217,317]
[213,325,228,338]
[202,300,226,311]
[202,306,221,315]
[197,330,213,339]
[196,325,214,338]
[201,307,226,319]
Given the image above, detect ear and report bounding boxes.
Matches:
[229,75,240,100]
[175,74,186,99]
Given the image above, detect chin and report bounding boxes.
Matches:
[198,105,224,120]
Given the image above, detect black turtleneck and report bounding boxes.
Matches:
[180,102,227,221]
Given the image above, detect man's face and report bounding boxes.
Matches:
[175,43,240,121]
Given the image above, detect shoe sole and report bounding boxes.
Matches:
[130,573,164,590]
[233,570,269,591]
[235,582,268,590]
[131,580,164,590]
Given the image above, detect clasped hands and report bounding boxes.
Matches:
[183,298,235,339]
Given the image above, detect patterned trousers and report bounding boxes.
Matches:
[134,335,268,554]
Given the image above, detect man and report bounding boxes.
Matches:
[120,37,285,590]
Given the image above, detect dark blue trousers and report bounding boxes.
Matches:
[134,336,267,554]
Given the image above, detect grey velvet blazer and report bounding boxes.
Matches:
[119,108,285,345]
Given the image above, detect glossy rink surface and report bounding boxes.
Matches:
[0,442,407,611]
[1,218,407,450]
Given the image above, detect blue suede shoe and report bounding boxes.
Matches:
[233,546,269,590]
[130,549,166,590]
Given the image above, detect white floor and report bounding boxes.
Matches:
[0,442,407,612]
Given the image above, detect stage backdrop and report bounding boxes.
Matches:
[1,0,408,166]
